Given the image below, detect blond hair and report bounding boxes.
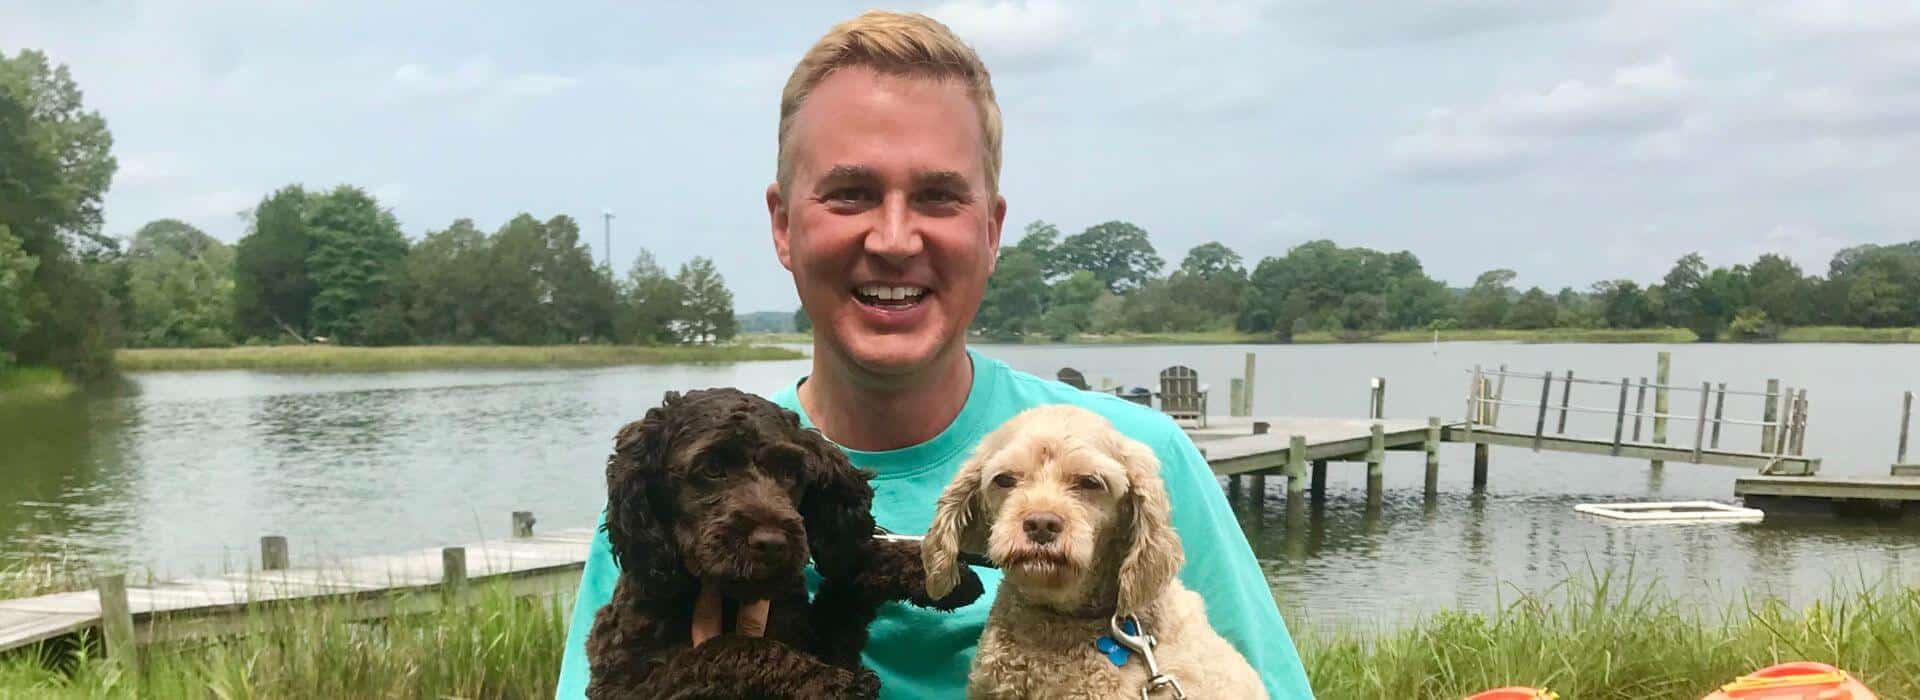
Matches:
[778,11,1003,195]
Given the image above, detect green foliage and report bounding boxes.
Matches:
[1591,280,1653,328]
[1012,220,1068,279]
[617,249,686,344]
[124,219,233,347]
[406,218,490,342]
[1055,221,1163,293]
[231,186,317,340]
[792,307,811,333]
[0,49,120,377]
[1461,269,1516,328]
[675,257,735,343]
[1504,287,1559,329]
[976,247,1048,336]
[306,186,410,345]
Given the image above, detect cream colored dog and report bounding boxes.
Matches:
[924,405,1265,699]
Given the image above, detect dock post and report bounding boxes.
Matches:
[1633,377,1647,441]
[1250,473,1267,510]
[1311,460,1328,499]
[1762,379,1780,452]
[1710,382,1727,449]
[1898,390,1912,466]
[1652,351,1671,469]
[1692,381,1710,464]
[1492,364,1507,426]
[1230,379,1246,418]
[512,511,536,538]
[1532,371,1553,452]
[95,573,139,673]
[1286,435,1307,497]
[261,535,289,571]
[1243,352,1256,416]
[1366,423,1385,506]
[1556,371,1574,434]
[1424,417,1441,497]
[1467,365,1483,431]
[1472,444,1489,490]
[1369,377,1386,419]
[442,546,468,595]
[1612,377,1629,456]
[1791,391,1809,456]
[1227,474,1242,500]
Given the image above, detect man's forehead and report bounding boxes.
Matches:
[786,67,988,184]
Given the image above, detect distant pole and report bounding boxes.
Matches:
[602,209,615,273]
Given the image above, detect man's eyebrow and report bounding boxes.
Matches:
[818,164,878,183]
[912,170,970,190]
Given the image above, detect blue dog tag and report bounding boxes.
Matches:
[1093,618,1139,666]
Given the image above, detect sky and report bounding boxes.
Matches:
[4,0,1918,312]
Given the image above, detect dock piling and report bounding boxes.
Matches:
[1533,371,1553,452]
[1653,351,1671,469]
[1310,460,1328,499]
[1762,379,1780,452]
[1243,352,1256,416]
[95,573,139,673]
[442,546,468,594]
[1633,377,1647,441]
[1692,381,1710,463]
[1369,377,1386,419]
[1896,390,1911,466]
[1710,382,1727,449]
[1367,423,1385,506]
[1492,363,1508,426]
[1611,377,1629,456]
[1424,417,1441,497]
[261,535,289,571]
[512,511,536,538]
[1556,370,1574,434]
[1286,435,1307,496]
[1473,443,1490,490]
[1230,379,1246,418]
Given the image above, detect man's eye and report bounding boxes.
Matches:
[1073,475,1104,491]
[915,189,961,205]
[823,188,878,207]
[991,473,1017,488]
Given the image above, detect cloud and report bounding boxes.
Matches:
[388,57,580,101]
[1390,56,1696,178]
[117,152,190,185]
[928,0,1082,69]
[1741,225,1850,271]
[1273,0,1607,45]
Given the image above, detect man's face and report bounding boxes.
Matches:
[770,66,1005,379]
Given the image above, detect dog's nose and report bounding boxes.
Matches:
[1022,512,1064,545]
[747,527,789,559]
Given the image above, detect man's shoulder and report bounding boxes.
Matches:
[979,353,1187,448]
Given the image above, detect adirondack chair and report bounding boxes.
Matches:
[1156,365,1209,427]
[1056,367,1090,390]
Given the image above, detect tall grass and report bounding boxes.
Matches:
[113,344,804,372]
[1300,569,1920,699]
[1778,326,1920,343]
[0,366,77,401]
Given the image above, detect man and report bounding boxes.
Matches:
[556,11,1314,699]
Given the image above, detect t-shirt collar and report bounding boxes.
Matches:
[780,348,996,480]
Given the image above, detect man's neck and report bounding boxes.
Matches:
[798,343,973,452]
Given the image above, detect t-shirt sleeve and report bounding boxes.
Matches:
[555,509,617,699]
[1158,430,1317,700]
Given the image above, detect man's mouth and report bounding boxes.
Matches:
[853,284,930,310]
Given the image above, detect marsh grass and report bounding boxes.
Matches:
[112,343,804,372]
[1778,326,1920,343]
[0,366,77,402]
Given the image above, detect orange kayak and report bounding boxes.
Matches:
[1464,688,1558,700]
[1703,662,1876,700]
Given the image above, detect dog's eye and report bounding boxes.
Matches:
[697,462,725,480]
[991,473,1017,488]
[1072,475,1104,491]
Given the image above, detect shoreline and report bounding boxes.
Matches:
[751,325,1920,346]
[111,344,806,373]
[0,367,77,402]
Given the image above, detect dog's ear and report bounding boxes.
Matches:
[793,428,877,581]
[922,434,1001,600]
[1108,432,1184,616]
[603,403,677,586]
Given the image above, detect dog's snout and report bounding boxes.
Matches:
[1021,512,1064,545]
[746,526,789,558]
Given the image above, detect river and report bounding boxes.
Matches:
[3,341,1917,628]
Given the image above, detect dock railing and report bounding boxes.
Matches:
[1464,365,1809,470]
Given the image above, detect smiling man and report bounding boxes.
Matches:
[556,11,1314,699]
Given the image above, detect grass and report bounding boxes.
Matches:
[112,343,805,372]
[1292,327,1700,344]
[4,567,1915,698]
[0,366,77,402]
[1778,326,1920,343]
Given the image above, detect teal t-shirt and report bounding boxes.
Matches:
[554,349,1315,699]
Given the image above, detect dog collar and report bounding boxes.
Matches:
[1094,617,1140,666]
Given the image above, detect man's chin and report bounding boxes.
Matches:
[827,325,952,375]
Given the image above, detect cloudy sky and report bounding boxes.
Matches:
[5,1,1917,311]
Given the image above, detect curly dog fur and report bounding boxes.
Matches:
[924,405,1265,699]
[586,388,983,699]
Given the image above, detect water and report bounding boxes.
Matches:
[3,342,1917,628]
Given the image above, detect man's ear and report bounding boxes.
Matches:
[986,194,1006,275]
[768,182,794,271]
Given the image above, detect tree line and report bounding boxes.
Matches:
[1,49,736,381]
[977,220,1920,342]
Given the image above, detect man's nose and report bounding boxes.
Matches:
[863,194,924,264]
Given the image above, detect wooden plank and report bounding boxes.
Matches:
[1693,381,1711,464]
[1710,382,1727,449]
[1448,427,1820,475]
[1611,377,1629,456]
[0,609,96,651]
[1533,371,1553,451]
[1736,475,1920,502]
[1557,370,1574,434]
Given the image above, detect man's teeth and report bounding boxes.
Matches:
[857,286,926,301]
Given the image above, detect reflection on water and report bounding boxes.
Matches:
[1,342,1917,627]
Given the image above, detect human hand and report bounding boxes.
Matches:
[690,584,770,646]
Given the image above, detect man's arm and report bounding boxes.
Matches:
[1157,430,1316,700]
[556,510,617,699]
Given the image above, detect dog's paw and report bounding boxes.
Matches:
[846,667,882,699]
[914,562,984,610]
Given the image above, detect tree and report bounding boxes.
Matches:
[124,219,233,347]
[232,186,316,340]
[1012,220,1066,279]
[1170,242,1247,320]
[1055,221,1163,293]
[617,249,686,344]
[539,215,616,342]
[1038,270,1104,339]
[306,186,410,344]
[0,226,38,353]
[1459,269,1516,328]
[792,307,811,334]
[1591,280,1652,328]
[406,219,491,342]
[1505,287,1559,329]
[1385,273,1452,329]
[1745,254,1811,326]
[0,49,120,376]
[975,247,1047,336]
[676,257,735,343]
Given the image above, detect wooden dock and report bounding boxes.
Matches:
[0,522,591,656]
[1735,474,1920,517]
[1449,427,1820,475]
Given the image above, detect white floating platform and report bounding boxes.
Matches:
[1574,501,1764,523]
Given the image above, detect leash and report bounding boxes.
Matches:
[1104,614,1187,699]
